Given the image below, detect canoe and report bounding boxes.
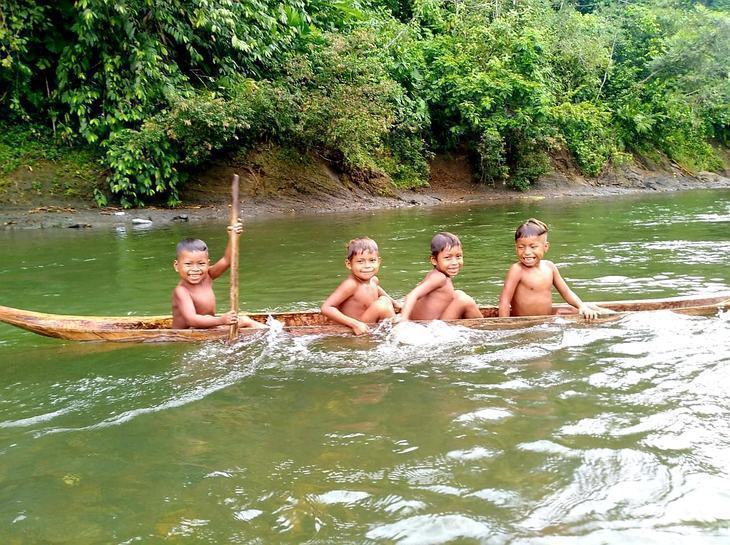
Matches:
[0,294,727,343]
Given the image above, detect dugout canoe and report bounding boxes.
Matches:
[0,294,727,343]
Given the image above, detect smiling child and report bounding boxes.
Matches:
[321,237,398,335]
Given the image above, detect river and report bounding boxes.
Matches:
[1,189,729,544]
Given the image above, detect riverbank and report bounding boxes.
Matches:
[1,149,729,230]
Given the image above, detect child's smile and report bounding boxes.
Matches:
[515,235,549,268]
[347,251,381,281]
[432,245,464,277]
[175,250,210,284]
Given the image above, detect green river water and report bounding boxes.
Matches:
[1,189,729,544]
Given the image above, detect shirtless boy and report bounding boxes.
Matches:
[172,223,261,329]
[399,232,482,321]
[321,237,398,335]
[498,218,607,318]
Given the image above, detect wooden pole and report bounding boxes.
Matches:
[228,174,240,342]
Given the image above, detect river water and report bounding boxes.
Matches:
[1,190,729,544]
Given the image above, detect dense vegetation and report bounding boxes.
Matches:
[1,0,728,206]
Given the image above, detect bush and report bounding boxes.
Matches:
[103,28,432,205]
[274,29,430,186]
[105,89,256,206]
[551,102,618,176]
[422,5,555,187]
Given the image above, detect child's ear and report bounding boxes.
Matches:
[430,255,438,267]
[173,260,179,272]
[345,259,352,270]
[545,241,550,252]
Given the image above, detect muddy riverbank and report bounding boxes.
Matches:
[1,151,728,230]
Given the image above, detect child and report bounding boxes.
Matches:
[399,232,482,321]
[172,223,262,329]
[498,218,608,318]
[321,237,398,335]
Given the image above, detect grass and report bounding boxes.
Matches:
[0,123,105,203]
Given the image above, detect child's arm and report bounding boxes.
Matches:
[173,286,238,328]
[551,263,602,319]
[399,273,447,321]
[208,222,244,280]
[321,279,370,335]
[498,264,522,317]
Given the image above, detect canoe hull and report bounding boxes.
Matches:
[0,294,727,343]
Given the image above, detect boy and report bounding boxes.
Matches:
[172,223,261,329]
[399,232,482,321]
[498,218,608,318]
[321,237,398,335]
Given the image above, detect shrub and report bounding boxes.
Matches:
[551,101,618,176]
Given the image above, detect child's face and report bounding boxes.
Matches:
[174,250,210,284]
[346,250,381,281]
[515,235,549,267]
[430,244,464,277]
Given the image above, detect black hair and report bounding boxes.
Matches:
[515,218,548,241]
[431,232,462,257]
[346,237,379,260]
[176,238,208,255]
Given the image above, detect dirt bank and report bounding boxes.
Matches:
[1,148,729,231]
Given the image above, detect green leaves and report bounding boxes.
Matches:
[1,0,727,205]
[423,3,555,187]
[103,28,432,206]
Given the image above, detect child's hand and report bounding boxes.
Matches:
[578,303,598,319]
[578,303,615,319]
[239,314,268,329]
[220,310,239,325]
[392,298,403,312]
[350,321,370,336]
[227,222,244,235]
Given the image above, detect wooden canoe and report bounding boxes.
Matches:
[0,294,727,343]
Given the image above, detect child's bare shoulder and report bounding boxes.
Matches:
[332,275,360,293]
[426,269,448,282]
[172,283,191,299]
[507,262,524,276]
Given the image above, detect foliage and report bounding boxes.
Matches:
[1,0,728,204]
[1,0,350,141]
[105,86,260,207]
[551,102,618,175]
[274,29,429,186]
[423,2,556,188]
[104,27,431,205]
[600,2,728,170]
[0,122,102,197]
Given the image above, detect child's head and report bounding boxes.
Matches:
[514,218,548,241]
[176,238,208,256]
[174,238,210,284]
[430,232,464,277]
[431,232,462,257]
[514,218,549,267]
[346,237,379,261]
[345,237,381,281]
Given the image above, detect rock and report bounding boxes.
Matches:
[697,172,728,185]
[132,218,153,225]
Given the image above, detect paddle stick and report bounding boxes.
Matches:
[228,174,240,342]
